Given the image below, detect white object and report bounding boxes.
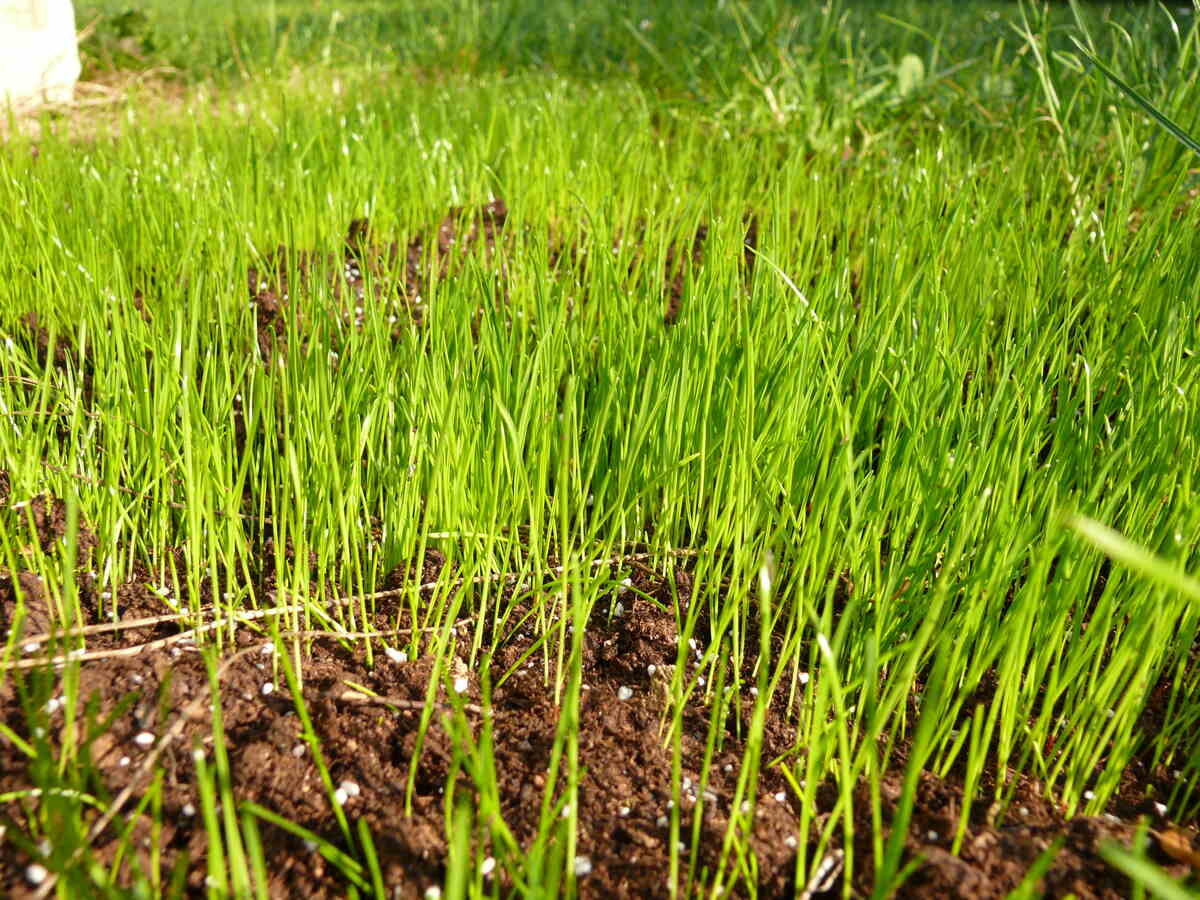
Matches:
[0,1,80,109]
[384,646,408,664]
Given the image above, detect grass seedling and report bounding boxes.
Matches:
[3,0,1199,895]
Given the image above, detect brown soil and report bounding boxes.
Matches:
[1,519,1197,897]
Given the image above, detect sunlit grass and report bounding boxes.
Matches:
[2,0,1200,896]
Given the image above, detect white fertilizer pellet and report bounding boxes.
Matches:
[385,646,408,664]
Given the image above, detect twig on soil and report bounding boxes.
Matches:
[9,548,701,669]
[798,849,844,900]
[337,689,484,716]
[5,611,469,671]
[13,600,459,651]
[11,579,455,660]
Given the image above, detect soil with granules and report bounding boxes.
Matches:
[2,530,1197,897]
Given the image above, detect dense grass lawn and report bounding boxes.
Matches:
[2,1,1198,896]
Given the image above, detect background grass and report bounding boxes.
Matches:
[3,0,1200,896]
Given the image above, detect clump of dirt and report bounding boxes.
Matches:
[834,767,1187,899]
[663,224,708,325]
[16,494,96,562]
[433,198,509,275]
[15,313,82,374]
[7,313,95,414]
[0,492,100,643]
[244,199,513,363]
[0,571,51,643]
[742,213,758,284]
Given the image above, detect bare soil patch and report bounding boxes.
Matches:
[2,520,1196,897]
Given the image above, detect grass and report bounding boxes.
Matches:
[2,0,1200,896]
